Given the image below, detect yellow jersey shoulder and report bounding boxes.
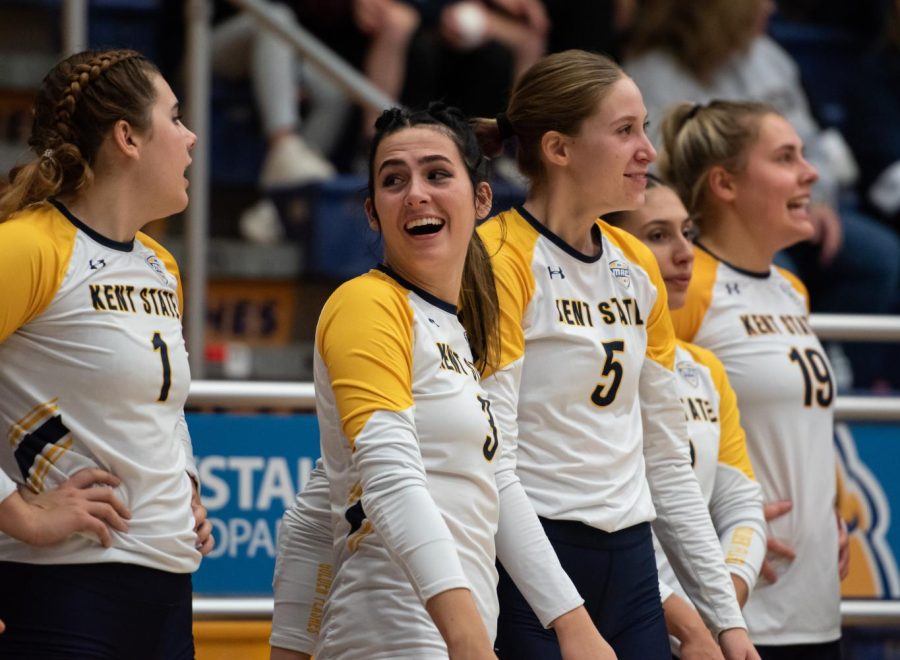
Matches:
[316,269,414,354]
[599,219,661,277]
[478,207,540,267]
[775,266,810,311]
[0,203,77,341]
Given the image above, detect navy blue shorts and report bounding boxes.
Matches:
[0,561,194,660]
[496,519,670,660]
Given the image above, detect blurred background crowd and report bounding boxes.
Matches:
[1,0,899,388]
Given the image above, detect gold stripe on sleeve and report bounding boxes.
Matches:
[684,341,755,480]
[316,271,415,446]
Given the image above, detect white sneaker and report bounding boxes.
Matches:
[239,198,284,244]
[260,133,336,189]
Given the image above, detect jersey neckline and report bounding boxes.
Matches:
[515,205,605,263]
[695,241,771,279]
[375,264,458,315]
[49,198,135,252]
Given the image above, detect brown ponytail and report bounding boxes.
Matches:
[460,229,501,374]
[0,49,159,221]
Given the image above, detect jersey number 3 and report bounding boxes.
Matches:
[591,340,625,407]
[478,395,500,461]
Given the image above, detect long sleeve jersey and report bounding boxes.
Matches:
[671,244,840,645]
[477,206,745,635]
[655,341,766,618]
[0,200,198,573]
[311,265,501,658]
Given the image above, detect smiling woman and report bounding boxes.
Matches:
[605,179,767,657]
[659,100,846,660]
[270,104,616,660]
[0,49,211,659]
[364,124,493,309]
[470,50,757,660]
[272,104,501,660]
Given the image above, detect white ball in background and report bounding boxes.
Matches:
[450,2,488,48]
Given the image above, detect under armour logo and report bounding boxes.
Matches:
[89,258,106,270]
[548,266,566,279]
[725,283,741,295]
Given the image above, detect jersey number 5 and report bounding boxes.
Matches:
[788,346,833,408]
[591,340,625,407]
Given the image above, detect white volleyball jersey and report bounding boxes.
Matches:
[655,341,765,615]
[0,200,198,573]
[672,245,840,645]
[478,207,745,635]
[314,266,500,659]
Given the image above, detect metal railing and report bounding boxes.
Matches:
[187,379,900,422]
[810,314,900,342]
[187,378,900,625]
[191,597,900,627]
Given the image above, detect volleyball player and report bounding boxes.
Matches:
[471,50,757,660]
[606,178,767,657]
[0,49,211,658]
[272,102,609,659]
[659,100,847,660]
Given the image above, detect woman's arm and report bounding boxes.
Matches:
[1,468,130,547]
[663,593,724,660]
[270,459,333,656]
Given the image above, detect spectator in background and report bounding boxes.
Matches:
[158,0,346,243]
[402,0,548,123]
[538,0,636,60]
[844,0,900,234]
[351,0,421,141]
[208,1,341,188]
[623,0,900,389]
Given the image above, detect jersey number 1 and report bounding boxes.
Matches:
[152,332,172,402]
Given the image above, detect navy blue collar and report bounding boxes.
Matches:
[50,198,134,252]
[516,205,604,263]
[375,264,458,314]
[695,241,770,279]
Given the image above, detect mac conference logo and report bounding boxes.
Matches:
[145,255,169,285]
[609,260,631,288]
[676,361,701,389]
